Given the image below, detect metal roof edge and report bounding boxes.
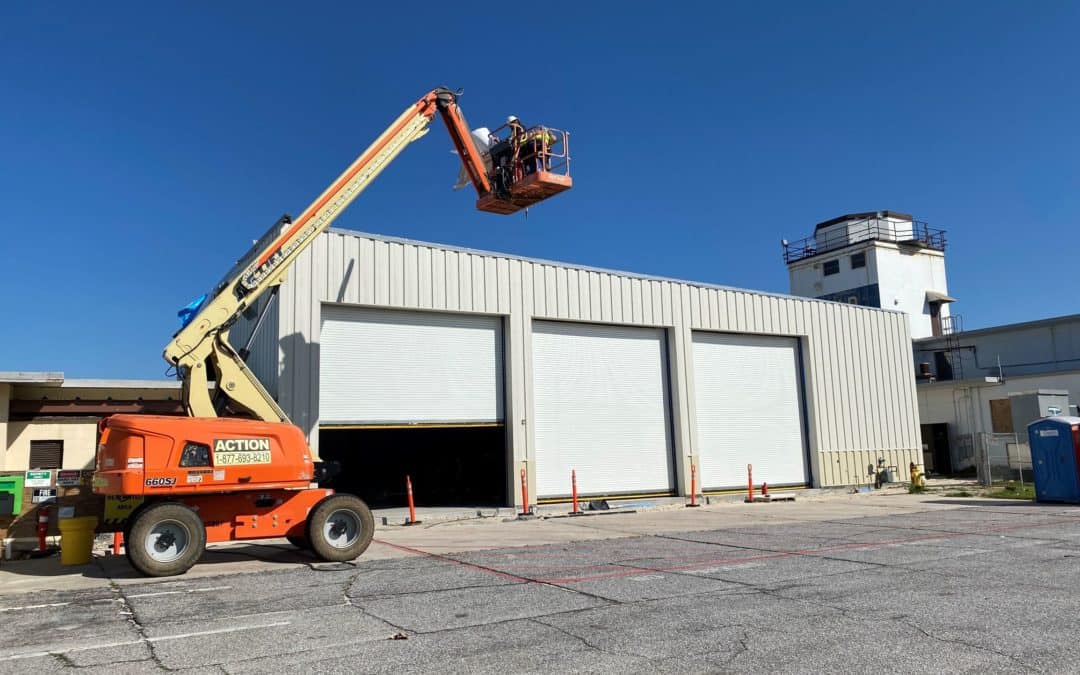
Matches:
[917,376,1002,388]
[917,371,1080,389]
[1008,389,1069,397]
[327,228,906,316]
[59,379,181,390]
[0,371,64,384]
[914,312,1080,344]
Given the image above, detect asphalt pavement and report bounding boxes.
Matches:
[2,494,1079,673]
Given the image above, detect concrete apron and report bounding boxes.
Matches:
[372,485,863,527]
[0,489,962,596]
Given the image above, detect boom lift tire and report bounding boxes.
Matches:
[120,500,148,562]
[122,519,134,562]
[306,494,374,562]
[126,502,207,577]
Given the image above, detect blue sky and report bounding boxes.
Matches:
[1,2,1077,378]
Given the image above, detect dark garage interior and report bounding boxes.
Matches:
[318,425,507,508]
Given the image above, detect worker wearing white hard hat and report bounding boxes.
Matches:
[504,115,527,170]
[506,115,525,140]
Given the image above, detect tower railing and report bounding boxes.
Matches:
[783,218,946,263]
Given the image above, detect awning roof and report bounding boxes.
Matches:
[926,290,956,303]
[0,371,64,385]
[814,210,913,231]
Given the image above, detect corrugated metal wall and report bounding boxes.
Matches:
[247,229,921,500]
[230,292,280,399]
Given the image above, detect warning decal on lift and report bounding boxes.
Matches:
[213,439,273,466]
[186,469,213,484]
[105,496,144,524]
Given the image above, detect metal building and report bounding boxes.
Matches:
[915,313,1080,475]
[237,229,921,507]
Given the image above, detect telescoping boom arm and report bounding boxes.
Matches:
[164,88,511,422]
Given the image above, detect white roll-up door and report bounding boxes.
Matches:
[319,306,504,425]
[531,321,674,498]
[692,332,808,489]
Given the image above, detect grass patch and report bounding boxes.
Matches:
[988,482,1035,500]
[945,489,974,498]
[908,484,927,494]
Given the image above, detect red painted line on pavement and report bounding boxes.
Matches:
[371,539,531,583]
[538,516,1080,584]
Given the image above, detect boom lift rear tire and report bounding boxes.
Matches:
[126,502,207,577]
[306,494,374,562]
[120,500,149,563]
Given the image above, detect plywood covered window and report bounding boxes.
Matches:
[29,440,64,469]
[989,399,1014,433]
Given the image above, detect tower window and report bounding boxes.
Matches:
[850,252,866,269]
[823,260,839,276]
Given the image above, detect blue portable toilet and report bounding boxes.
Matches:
[1027,416,1080,503]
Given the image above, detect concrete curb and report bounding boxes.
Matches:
[372,486,865,529]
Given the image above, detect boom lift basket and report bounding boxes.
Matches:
[477,125,572,214]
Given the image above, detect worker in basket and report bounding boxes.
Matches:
[507,115,526,142]
[489,115,525,199]
[511,116,557,177]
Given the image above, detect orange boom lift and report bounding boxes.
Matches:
[93,88,571,576]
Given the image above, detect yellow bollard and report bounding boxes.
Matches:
[58,516,98,566]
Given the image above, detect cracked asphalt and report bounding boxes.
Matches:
[2,496,1080,673]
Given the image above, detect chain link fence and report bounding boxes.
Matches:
[953,435,975,469]
[975,432,1029,486]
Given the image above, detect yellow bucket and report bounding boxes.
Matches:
[58,516,98,566]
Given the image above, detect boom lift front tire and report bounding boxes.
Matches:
[306,494,374,563]
[126,502,206,577]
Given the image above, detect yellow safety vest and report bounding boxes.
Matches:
[515,129,557,146]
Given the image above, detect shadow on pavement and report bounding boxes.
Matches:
[0,541,318,580]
